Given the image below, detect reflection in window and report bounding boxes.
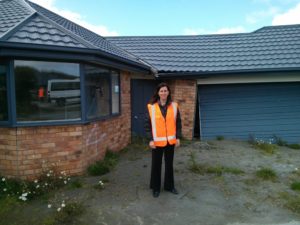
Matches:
[111,71,120,114]
[85,65,111,119]
[0,65,8,121]
[14,60,81,122]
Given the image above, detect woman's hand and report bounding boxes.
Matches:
[175,139,180,148]
[149,141,156,149]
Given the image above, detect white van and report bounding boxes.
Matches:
[47,79,80,106]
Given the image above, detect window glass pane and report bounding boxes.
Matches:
[85,65,110,119]
[14,60,81,122]
[111,71,120,114]
[0,65,8,121]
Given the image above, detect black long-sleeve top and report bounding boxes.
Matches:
[145,102,182,141]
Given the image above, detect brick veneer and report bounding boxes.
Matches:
[169,79,197,140]
[0,71,131,179]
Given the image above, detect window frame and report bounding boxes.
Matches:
[83,63,121,122]
[0,61,11,126]
[111,70,121,116]
[0,58,122,127]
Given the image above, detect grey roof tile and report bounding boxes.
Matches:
[0,0,148,70]
[107,24,300,73]
[7,15,86,47]
[0,0,33,37]
[25,0,140,63]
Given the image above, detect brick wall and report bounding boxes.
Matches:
[169,79,197,140]
[0,71,131,179]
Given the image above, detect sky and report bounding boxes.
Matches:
[29,0,300,36]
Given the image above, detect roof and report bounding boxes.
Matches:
[0,0,151,72]
[107,24,300,75]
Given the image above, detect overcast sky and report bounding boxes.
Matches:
[30,0,300,36]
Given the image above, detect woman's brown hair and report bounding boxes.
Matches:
[149,82,172,105]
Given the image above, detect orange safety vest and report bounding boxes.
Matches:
[147,102,178,147]
[38,87,44,98]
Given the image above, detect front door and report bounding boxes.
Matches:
[131,79,158,137]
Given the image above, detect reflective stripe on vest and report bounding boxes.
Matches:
[148,102,177,147]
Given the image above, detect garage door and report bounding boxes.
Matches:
[198,82,300,143]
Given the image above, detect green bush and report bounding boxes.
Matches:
[287,144,300,150]
[216,136,224,141]
[291,182,300,191]
[0,169,71,202]
[87,150,119,176]
[273,135,288,146]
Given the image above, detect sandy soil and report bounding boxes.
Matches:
[57,139,300,225]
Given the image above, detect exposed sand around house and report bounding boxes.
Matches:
[66,139,300,225]
[4,139,300,225]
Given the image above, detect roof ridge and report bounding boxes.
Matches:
[107,23,300,39]
[253,24,300,33]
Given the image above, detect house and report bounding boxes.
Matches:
[107,25,300,143]
[0,0,299,179]
[0,0,154,179]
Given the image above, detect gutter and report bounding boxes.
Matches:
[157,67,300,79]
[0,41,154,74]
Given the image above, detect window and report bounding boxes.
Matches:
[0,65,8,121]
[85,65,111,119]
[111,71,120,114]
[14,60,81,122]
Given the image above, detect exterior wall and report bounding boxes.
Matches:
[0,71,131,179]
[169,79,197,140]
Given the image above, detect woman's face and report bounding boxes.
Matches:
[158,86,169,101]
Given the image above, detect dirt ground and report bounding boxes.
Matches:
[66,139,300,225]
[4,139,300,225]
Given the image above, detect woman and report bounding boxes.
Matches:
[145,82,182,198]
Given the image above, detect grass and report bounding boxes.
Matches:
[291,182,300,191]
[42,202,85,225]
[188,151,244,176]
[248,134,277,154]
[180,138,194,146]
[279,192,300,215]
[273,135,288,146]
[285,197,300,214]
[255,168,277,181]
[273,135,300,150]
[287,144,300,150]
[0,196,20,219]
[68,179,83,189]
[216,135,224,141]
[254,142,277,154]
[87,150,119,176]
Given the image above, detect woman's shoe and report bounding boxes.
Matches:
[165,188,178,195]
[153,191,160,198]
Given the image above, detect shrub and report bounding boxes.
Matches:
[216,136,224,141]
[248,136,277,154]
[0,169,70,202]
[287,144,300,150]
[291,182,300,191]
[87,150,119,176]
[273,135,288,146]
[43,202,85,225]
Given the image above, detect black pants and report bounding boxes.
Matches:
[150,144,175,192]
